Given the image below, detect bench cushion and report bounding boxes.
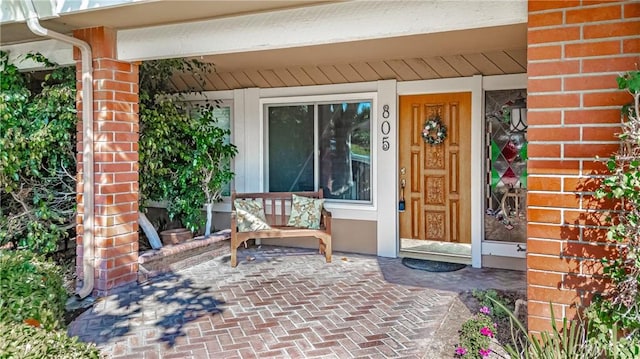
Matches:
[287,194,324,229]
[234,199,271,232]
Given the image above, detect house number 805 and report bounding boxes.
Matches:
[381,104,391,151]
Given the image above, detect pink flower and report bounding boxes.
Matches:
[479,348,491,357]
[479,306,491,315]
[455,346,467,356]
[480,326,494,338]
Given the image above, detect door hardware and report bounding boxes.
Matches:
[399,178,406,211]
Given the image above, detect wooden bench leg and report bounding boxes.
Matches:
[325,238,332,263]
[231,243,238,267]
[320,236,332,263]
[231,236,243,267]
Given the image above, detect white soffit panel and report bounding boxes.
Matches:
[4,39,74,69]
[118,0,527,62]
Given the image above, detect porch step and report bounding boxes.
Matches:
[137,229,230,283]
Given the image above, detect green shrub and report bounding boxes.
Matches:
[472,289,512,319]
[0,250,67,330]
[0,321,100,359]
[1,51,77,253]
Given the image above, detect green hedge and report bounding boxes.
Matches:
[0,250,67,330]
[0,321,100,359]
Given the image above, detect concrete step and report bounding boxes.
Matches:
[137,229,230,283]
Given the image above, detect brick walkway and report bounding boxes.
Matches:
[68,246,525,358]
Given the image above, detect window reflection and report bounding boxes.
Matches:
[267,101,371,202]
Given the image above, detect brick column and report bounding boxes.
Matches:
[527,1,639,332]
[74,27,140,296]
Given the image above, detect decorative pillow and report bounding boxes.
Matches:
[287,194,324,229]
[234,199,271,232]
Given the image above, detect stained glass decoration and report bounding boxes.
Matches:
[484,90,527,243]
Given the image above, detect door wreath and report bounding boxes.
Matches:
[421,115,447,145]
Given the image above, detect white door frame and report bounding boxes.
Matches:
[390,74,527,268]
[481,74,528,260]
[395,76,482,267]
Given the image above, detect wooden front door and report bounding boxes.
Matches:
[399,93,471,244]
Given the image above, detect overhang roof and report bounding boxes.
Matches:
[173,24,527,91]
[2,0,527,92]
[1,0,333,44]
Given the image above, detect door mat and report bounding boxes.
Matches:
[402,258,467,272]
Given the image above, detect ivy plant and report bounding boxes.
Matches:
[589,70,640,355]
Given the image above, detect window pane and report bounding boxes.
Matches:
[210,106,231,133]
[268,105,314,192]
[318,102,371,201]
[210,106,232,196]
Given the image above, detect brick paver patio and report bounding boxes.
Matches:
[68,246,525,358]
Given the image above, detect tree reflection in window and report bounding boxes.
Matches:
[267,101,371,202]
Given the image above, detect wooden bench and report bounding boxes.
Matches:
[230,190,332,267]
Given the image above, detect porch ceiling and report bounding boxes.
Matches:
[1,0,332,44]
[171,23,527,91]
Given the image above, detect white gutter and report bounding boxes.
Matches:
[3,0,145,25]
[20,0,95,298]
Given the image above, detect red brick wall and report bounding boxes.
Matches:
[527,1,639,331]
[74,27,140,296]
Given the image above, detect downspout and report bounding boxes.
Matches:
[21,0,95,298]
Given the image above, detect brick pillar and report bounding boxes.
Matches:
[527,1,639,332]
[74,27,140,296]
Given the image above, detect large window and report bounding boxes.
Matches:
[267,100,372,202]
